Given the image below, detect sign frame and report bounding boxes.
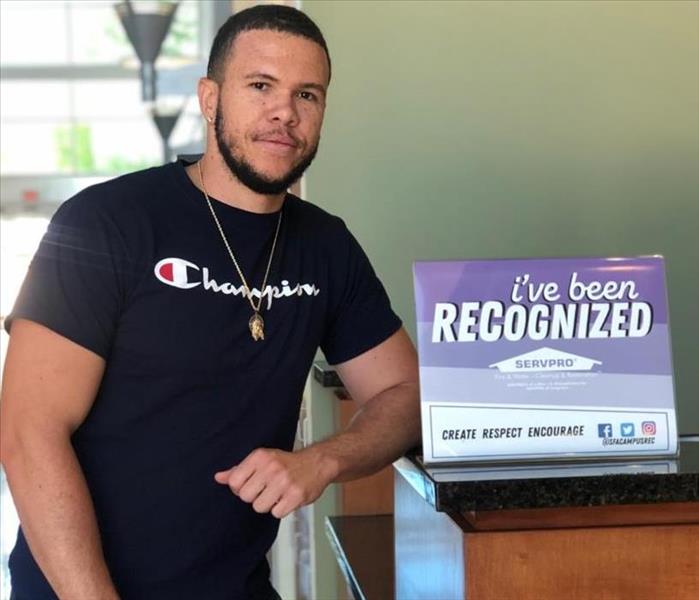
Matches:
[414,256,679,465]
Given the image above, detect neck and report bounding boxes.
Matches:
[185,151,285,214]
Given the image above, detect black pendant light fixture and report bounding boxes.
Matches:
[114,0,179,102]
[115,1,182,161]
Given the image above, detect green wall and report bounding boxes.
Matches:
[304,1,699,433]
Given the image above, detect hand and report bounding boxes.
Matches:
[214,447,337,519]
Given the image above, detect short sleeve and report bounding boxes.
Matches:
[4,192,132,359]
[320,222,402,365]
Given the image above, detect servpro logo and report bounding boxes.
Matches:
[154,257,320,308]
[489,347,601,373]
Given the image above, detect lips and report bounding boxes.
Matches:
[255,133,299,148]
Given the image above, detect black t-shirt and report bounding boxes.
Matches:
[6,160,401,600]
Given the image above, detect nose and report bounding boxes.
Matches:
[267,92,300,127]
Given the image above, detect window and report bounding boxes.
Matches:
[0,0,204,176]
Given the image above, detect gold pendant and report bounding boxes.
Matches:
[249,312,265,341]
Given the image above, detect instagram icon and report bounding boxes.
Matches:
[642,421,657,435]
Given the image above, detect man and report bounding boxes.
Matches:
[0,5,420,600]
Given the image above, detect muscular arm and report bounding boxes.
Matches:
[308,327,420,481]
[215,328,420,518]
[0,319,119,600]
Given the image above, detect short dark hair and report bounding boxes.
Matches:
[207,4,331,83]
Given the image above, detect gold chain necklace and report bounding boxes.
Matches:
[197,160,283,341]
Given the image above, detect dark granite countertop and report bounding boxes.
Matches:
[315,361,699,511]
[394,438,699,513]
[312,360,344,388]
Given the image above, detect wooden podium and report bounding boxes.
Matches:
[393,447,699,600]
[326,443,699,600]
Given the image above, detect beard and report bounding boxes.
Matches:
[214,103,319,196]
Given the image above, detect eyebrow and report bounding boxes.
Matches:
[244,71,327,96]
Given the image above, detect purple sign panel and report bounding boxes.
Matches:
[413,257,678,464]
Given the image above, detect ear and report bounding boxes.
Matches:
[198,77,219,125]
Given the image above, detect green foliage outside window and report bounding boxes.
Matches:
[55,124,96,173]
[54,124,155,175]
[101,156,156,174]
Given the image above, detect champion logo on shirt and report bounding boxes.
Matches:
[154,257,320,309]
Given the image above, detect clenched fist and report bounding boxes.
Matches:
[214,447,338,519]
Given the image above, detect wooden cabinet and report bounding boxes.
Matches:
[394,467,699,600]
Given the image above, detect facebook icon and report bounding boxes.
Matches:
[598,423,613,438]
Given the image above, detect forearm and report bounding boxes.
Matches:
[306,381,421,483]
[2,432,119,600]
[215,330,421,517]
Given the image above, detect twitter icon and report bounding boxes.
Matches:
[620,423,635,437]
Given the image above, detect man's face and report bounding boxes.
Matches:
[213,29,329,195]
